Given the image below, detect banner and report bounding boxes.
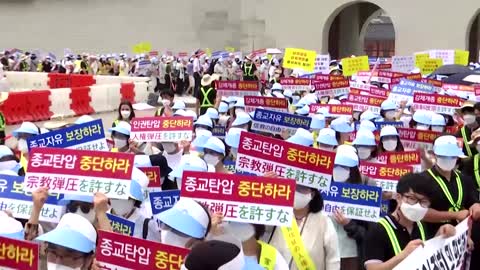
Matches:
[342,55,370,76]
[27,119,108,152]
[419,58,443,75]
[215,81,260,97]
[251,108,311,137]
[149,190,180,215]
[223,160,236,173]
[24,148,134,199]
[313,79,350,97]
[389,84,415,103]
[138,167,162,190]
[313,54,331,74]
[413,93,463,115]
[376,150,421,172]
[0,174,64,223]
[244,96,288,113]
[96,230,189,270]
[279,78,312,91]
[282,48,316,72]
[314,74,345,82]
[373,121,404,130]
[454,50,469,66]
[235,132,335,190]
[415,53,429,67]
[321,182,382,222]
[0,235,39,270]
[399,78,437,93]
[429,50,455,65]
[398,128,441,151]
[107,213,135,236]
[393,219,469,270]
[212,125,226,139]
[132,42,152,54]
[359,162,413,192]
[309,104,353,117]
[181,171,295,226]
[392,56,415,73]
[346,93,386,114]
[130,117,193,143]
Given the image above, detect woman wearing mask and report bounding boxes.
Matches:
[409,110,432,130]
[12,121,40,169]
[231,98,246,123]
[108,121,131,152]
[352,129,377,162]
[231,111,252,131]
[430,113,446,133]
[456,102,479,157]
[316,128,338,151]
[203,137,230,173]
[377,125,404,154]
[380,100,398,121]
[113,100,135,127]
[0,145,24,175]
[331,117,354,145]
[161,140,183,170]
[310,114,326,148]
[194,115,213,134]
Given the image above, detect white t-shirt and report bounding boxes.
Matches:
[193,58,200,73]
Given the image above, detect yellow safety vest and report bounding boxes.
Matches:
[473,154,480,190]
[427,169,463,212]
[74,60,82,72]
[461,126,473,157]
[244,64,254,76]
[258,241,276,270]
[0,113,5,131]
[200,87,214,108]
[113,119,120,127]
[378,218,426,256]
[20,153,28,172]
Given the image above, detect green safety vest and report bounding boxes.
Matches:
[244,63,254,76]
[378,218,426,256]
[113,119,120,127]
[258,240,276,270]
[461,126,473,157]
[427,169,463,212]
[0,113,5,131]
[200,87,214,108]
[473,154,480,190]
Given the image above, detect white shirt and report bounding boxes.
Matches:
[193,58,200,73]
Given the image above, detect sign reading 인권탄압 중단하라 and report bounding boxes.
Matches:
[130,116,193,143]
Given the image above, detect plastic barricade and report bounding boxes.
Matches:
[69,87,94,116]
[49,87,74,118]
[1,91,31,124]
[5,72,49,90]
[105,84,123,112]
[27,90,53,121]
[90,84,115,113]
[120,83,135,103]
[48,73,71,89]
[70,74,96,88]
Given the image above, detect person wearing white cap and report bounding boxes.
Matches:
[359,110,378,122]
[113,100,135,127]
[286,128,314,147]
[410,110,432,130]
[168,154,209,188]
[233,98,246,118]
[194,114,213,134]
[380,99,398,121]
[218,102,230,126]
[157,197,211,248]
[197,74,220,115]
[0,211,24,240]
[271,82,283,95]
[74,115,94,125]
[295,105,310,116]
[330,116,354,145]
[316,128,338,151]
[0,145,23,175]
[192,129,213,154]
[12,121,40,155]
[456,102,479,158]
[203,137,229,173]
[231,111,251,131]
[310,114,326,147]
[430,113,446,133]
[172,100,186,112]
[225,127,242,160]
[352,129,377,161]
[358,120,377,132]
[378,125,404,153]
[108,121,131,152]
[206,107,220,125]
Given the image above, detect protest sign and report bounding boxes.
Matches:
[24,148,134,199]
[342,55,370,76]
[313,54,331,74]
[359,162,413,192]
[107,213,135,236]
[235,132,334,190]
[244,96,288,113]
[421,78,443,88]
[138,167,161,190]
[132,42,152,54]
[215,80,260,97]
[181,171,295,226]
[223,160,236,173]
[309,104,353,117]
[314,74,345,82]
[346,93,386,114]
[376,150,422,172]
[27,119,108,152]
[389,84,415,104]
[413,93,463,115]
[419,58,443,75]
[0,174,64,223]
[454,50,470,66]
[321,182,382,222]
[368,87,391,99]
[398,128,441,150]
[212,125,226,139]
[251,108,311,137]
[282,48,316,72]
[149,190,180,215]
[399,78,437,93]
[96,230,189,270]
[380,200,390,217]
[415,53,429,67]
[279,78,311,91]
[429,50,455,65]
[0,235,39,270]
[130,117,193,143]
[393,219,469,270]
[313,79,350,97]
[392,56,415,73]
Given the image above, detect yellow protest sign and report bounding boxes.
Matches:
[205,48,212,57]
[419,58,443,75]
[341,55,370,76]
[454,50,469,66]
[415,53,429,68]
[225,46,235,53]
[132,42,152,54]
[283,48,316,72]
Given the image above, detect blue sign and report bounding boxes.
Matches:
[380,200,390,217]
[212,126,226,138]
[399,79,436,93]
[223,160,236,173]
[391,84,415,96]
[106,213,135,236]
[27,119,107,150]
[321,182,382,208]
[373,121,404,130]
[253,108,311,129]
[149,190,180,215]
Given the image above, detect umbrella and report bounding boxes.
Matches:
[440,71,480,85]
[431,64,472,76]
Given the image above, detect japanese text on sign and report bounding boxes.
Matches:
[130,117,193,143]
[252,109,311,137]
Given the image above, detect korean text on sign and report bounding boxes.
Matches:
[27,119,108,152]
[24,148,134,199]
[252,108,311,137]
[313,79,350,97]
[397,128,441,151]
[0,174,64,223]
[0,235,39,270]
[282,48,316,72]
[341,55,370,76]
[244,96,288,113]
[413,93,462,116]
[359,162,413,192]
[96,230,189,270]
[138,167,162,190]
[130,117,193,143]
[321,182,382,222]
[212,126,226,139]
[181,171,295,226]
[309,104,353,117]
[215,80,259,97]
[149,190,180,215]
[107,213,135,236]
[235,132,335,190]
[346,93,386,114]
[279,78,311,91]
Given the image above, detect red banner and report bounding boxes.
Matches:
[0,236,39,270]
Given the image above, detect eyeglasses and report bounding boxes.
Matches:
[66,203,92,214]
[402,194,430,208]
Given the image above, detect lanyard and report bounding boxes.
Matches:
[474,154,480,190]
[427,169,463,211]
[461,127,473,157]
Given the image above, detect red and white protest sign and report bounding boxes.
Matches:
[346,93,386,114]
[0,236,39,270]
[181,171,295,226]
[309,104,354,117]
[279,78,312,91]
[390,73,422,85]
[24,148,134,199]
[313,79,350,97]
[235,132,335,190]
[398,128,441,151]
[376,150,422,172]
[413,93,463,115]
[138,166,162,190]
[359,162,413,192]
[130,117,193,143]
[244,96,288,113]
[314,74,345,82]
[96,230,189,270]
[367,87,391,99]
[442,83,474,98]
[216,81,260,97]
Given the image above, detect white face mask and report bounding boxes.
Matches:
[161,230,191,248]
[382,139,397,152]
[463,114,476,125]
[18,139,28,154]
[162,99,171,107]
[73,208,96,224]
[333,166,350,182]
[416,124,430,130]
[113,138,128,149]
[293,191,312,209]
[357,147,371,160]
[47,262,81,270]
[400,202,428,222]
[431,126,444,132]
[223,222,255,242]
[385,111,396,120]
[0,160,21,172]
[120,110,131,119]
[162,142,177,153]
[436,156,457,171]
[235,108,244,115]
[204,154,220,166]
[110,199,135,217]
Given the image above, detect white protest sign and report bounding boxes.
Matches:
[429,50,455,65]
[314,54,331,74]
[392,56,415,73]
